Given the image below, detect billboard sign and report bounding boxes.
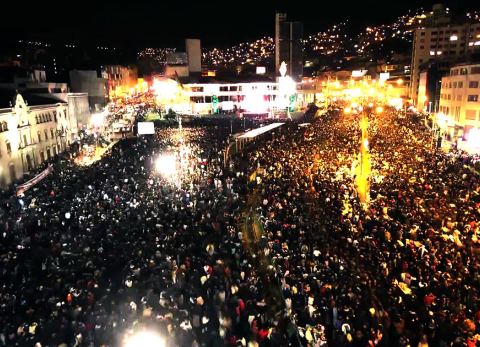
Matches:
[137,122,155,135]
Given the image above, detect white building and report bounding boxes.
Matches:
[438,63,480,139]
[0,92,77,188]
[410,21,480,106]
[182,81,315,116]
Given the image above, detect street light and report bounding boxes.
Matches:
[155,154,177,177]
[124,331,165,347]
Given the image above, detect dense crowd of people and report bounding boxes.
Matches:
[0,106,479,347]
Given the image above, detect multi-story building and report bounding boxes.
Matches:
[410,9,480,109]
[69,70,108,111]
[0,91,77,188]
[275,13,304,81]
[102,65,138,98]
[179,80,315,116]
[438,63,480,140]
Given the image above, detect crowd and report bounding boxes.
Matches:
[0,106,479,347]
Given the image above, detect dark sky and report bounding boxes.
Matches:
[0,0,476,50]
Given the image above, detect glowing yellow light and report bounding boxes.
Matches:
[375,106,384,114]
[124,332,165,347]
[344,107,352,114]
[397,79,404,85]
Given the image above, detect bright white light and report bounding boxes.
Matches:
[124,331,165,347]
[155,155,177,176]
[363,139,369,150]
[91,113,105,127]
[450,35,458,41]
[467,128,480,148]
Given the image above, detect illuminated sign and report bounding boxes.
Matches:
[379,72,390,82]
[352,70,368,78]
[137,122,155,135]
[256,66,266,75]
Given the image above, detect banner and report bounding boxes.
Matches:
[16,164,53,196]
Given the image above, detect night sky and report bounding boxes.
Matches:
[0,0,476,50]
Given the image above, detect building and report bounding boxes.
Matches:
[438,63,480,140]
[101,65,138,98]
[164,39,202,78]
[275,13,288,74]
[67,93,90,128]
[69,70,107,111]
[0,91,77,188]
[186,39,201,74]
[165,53,190,78]
[179,80,314,116]
[275,13,304,81]
[410,4,480,108]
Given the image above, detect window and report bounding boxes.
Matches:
[466,110,477,120]
[190,96,204,103]
[458,82,463,88]
[461,68,468,75]
[469,81,479,88]
[471,67,480,74]
[44,129,48,140]
[219,86,229,92]
[6,142,11,153]
[467,95,479,102]
[420,46,425,49]
[0,121,7,132]
[420,31,426,36]
[432,31,438,35]
[229,86,238,91]
[191,87,204,92]
[38,131,41,143]
[35,115,39,124]
[23,134,27,147]
[50,129,55,139]
[453,82,458,88]
[204,96,212,103]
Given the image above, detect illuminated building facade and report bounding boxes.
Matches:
[182,81,315,116]
[102,65,138,99]
[410,10,480,107]
[0,93,76,188]
[438,63,480,139]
